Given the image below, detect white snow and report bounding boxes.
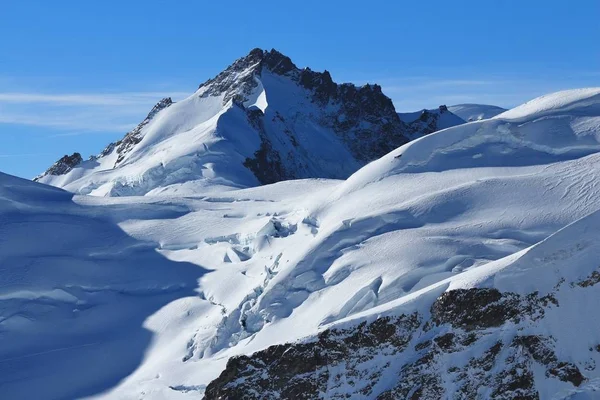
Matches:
[243,77,268,112]
[448,103,507,121]
[3,88,600,399]
[495,88,600,120]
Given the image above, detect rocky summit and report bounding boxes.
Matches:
[34,49,464,196]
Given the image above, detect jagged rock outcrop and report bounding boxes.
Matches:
[200,48,409,183]
[204,287,586,400]
[204,313,421,400]
[34,152,83,181]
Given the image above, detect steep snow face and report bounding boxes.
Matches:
[35,49,409,196]
[398,105,466,139]
[448,103,507,121]
[4,88,600,399]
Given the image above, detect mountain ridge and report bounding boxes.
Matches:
[34,48,473,196]
[34,49,413,195]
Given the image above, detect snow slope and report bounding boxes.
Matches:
[2,88,600,399]
[449,103,507,121]
[35,49,409,197]
[0,173,207,399]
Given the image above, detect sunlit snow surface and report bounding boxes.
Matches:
[448,103,507,121]
[3,89,600,398]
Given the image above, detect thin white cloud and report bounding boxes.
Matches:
[0,90,190,133]
[0,91,190,106]
[0,153,53,158]
[0,113,136,132]
[0,153,50,158]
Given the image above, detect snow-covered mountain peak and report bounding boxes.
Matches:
[35,49,411,196]
[196,48,276,106]
[339,87,600,198]
[198,48,398,117]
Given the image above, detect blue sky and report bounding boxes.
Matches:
[1,0,599,178]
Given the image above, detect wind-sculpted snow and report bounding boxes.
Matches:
[3,88,600,399]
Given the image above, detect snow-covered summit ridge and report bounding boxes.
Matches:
[198,48,398,112]
[35,48,411,196]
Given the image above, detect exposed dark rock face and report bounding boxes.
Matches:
[514,335,585,387]
[327,83,406,162]
[431,288,558,331]
[204,314,420,400]
[576,268,600,287]
[204,287,585,400]
[34,152,83,181]
[410,109,441,135]
[242,107,291,185]
[199,49,266,104]
[430,288,522,330]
